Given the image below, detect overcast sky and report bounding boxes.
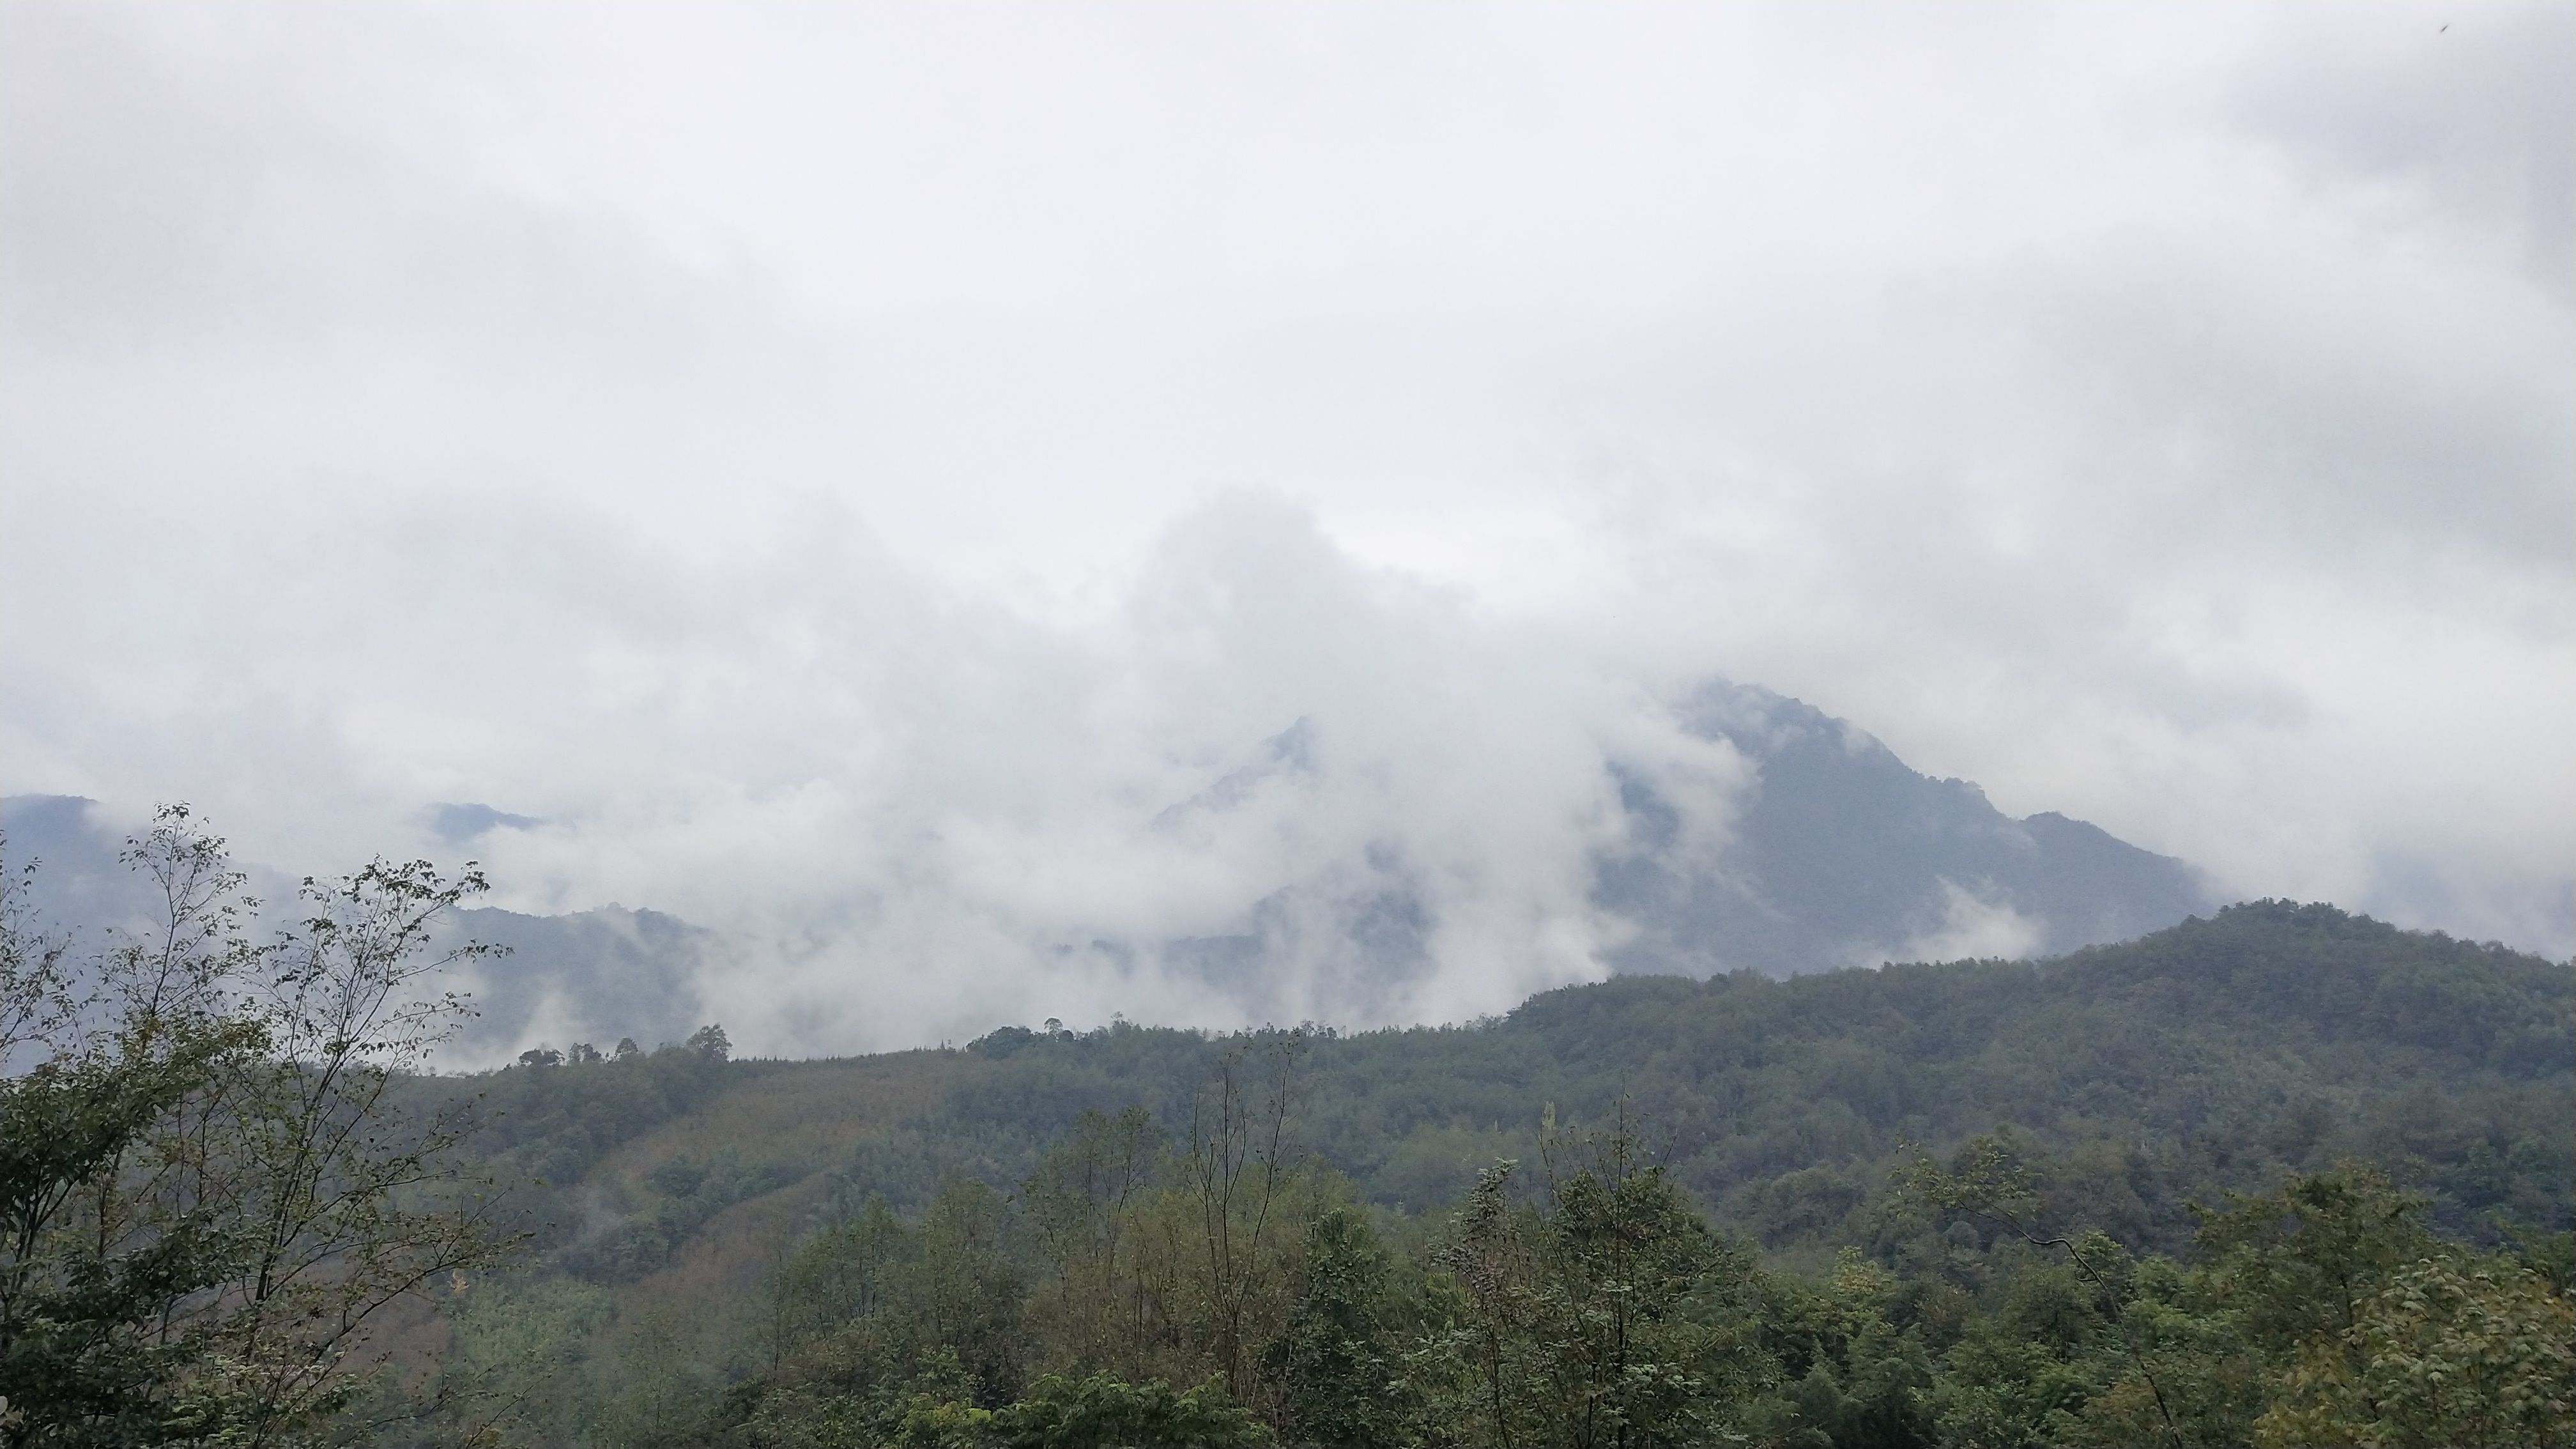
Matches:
[4,3,2569,1052]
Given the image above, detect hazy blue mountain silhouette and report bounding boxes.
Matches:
[1594,680,2214,975]
[435,904,717,1062]
[6,680,2213,1050]
[1143,684,2210,1000]
[1,795,713,1062]
[0,793,162,934]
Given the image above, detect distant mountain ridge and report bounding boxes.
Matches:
[2,678,2216,1059]
[436,904,721,1064]
[0,796,718,1062]
[1140,681,2213,1006]
[1598,679,2213,975]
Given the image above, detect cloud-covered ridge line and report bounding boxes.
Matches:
[3,519,2214,1068]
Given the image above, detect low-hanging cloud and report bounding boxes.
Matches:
[6,484,1765,1055]
[3,3,2568,1058]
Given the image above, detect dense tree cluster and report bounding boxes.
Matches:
[434,1101,2572,1447]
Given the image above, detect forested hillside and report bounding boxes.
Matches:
[392,901,2572,1446]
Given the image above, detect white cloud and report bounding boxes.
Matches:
[1888,880,2046,968]
[3,2,2568,1054]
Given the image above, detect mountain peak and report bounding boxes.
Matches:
[1598,679,2215,975]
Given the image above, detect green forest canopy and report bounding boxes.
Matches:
[469,900,2568,1254]
[410,900,2571,1447]
[8,815,2569,1449]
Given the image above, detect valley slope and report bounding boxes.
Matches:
[443,902,2569,1396]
